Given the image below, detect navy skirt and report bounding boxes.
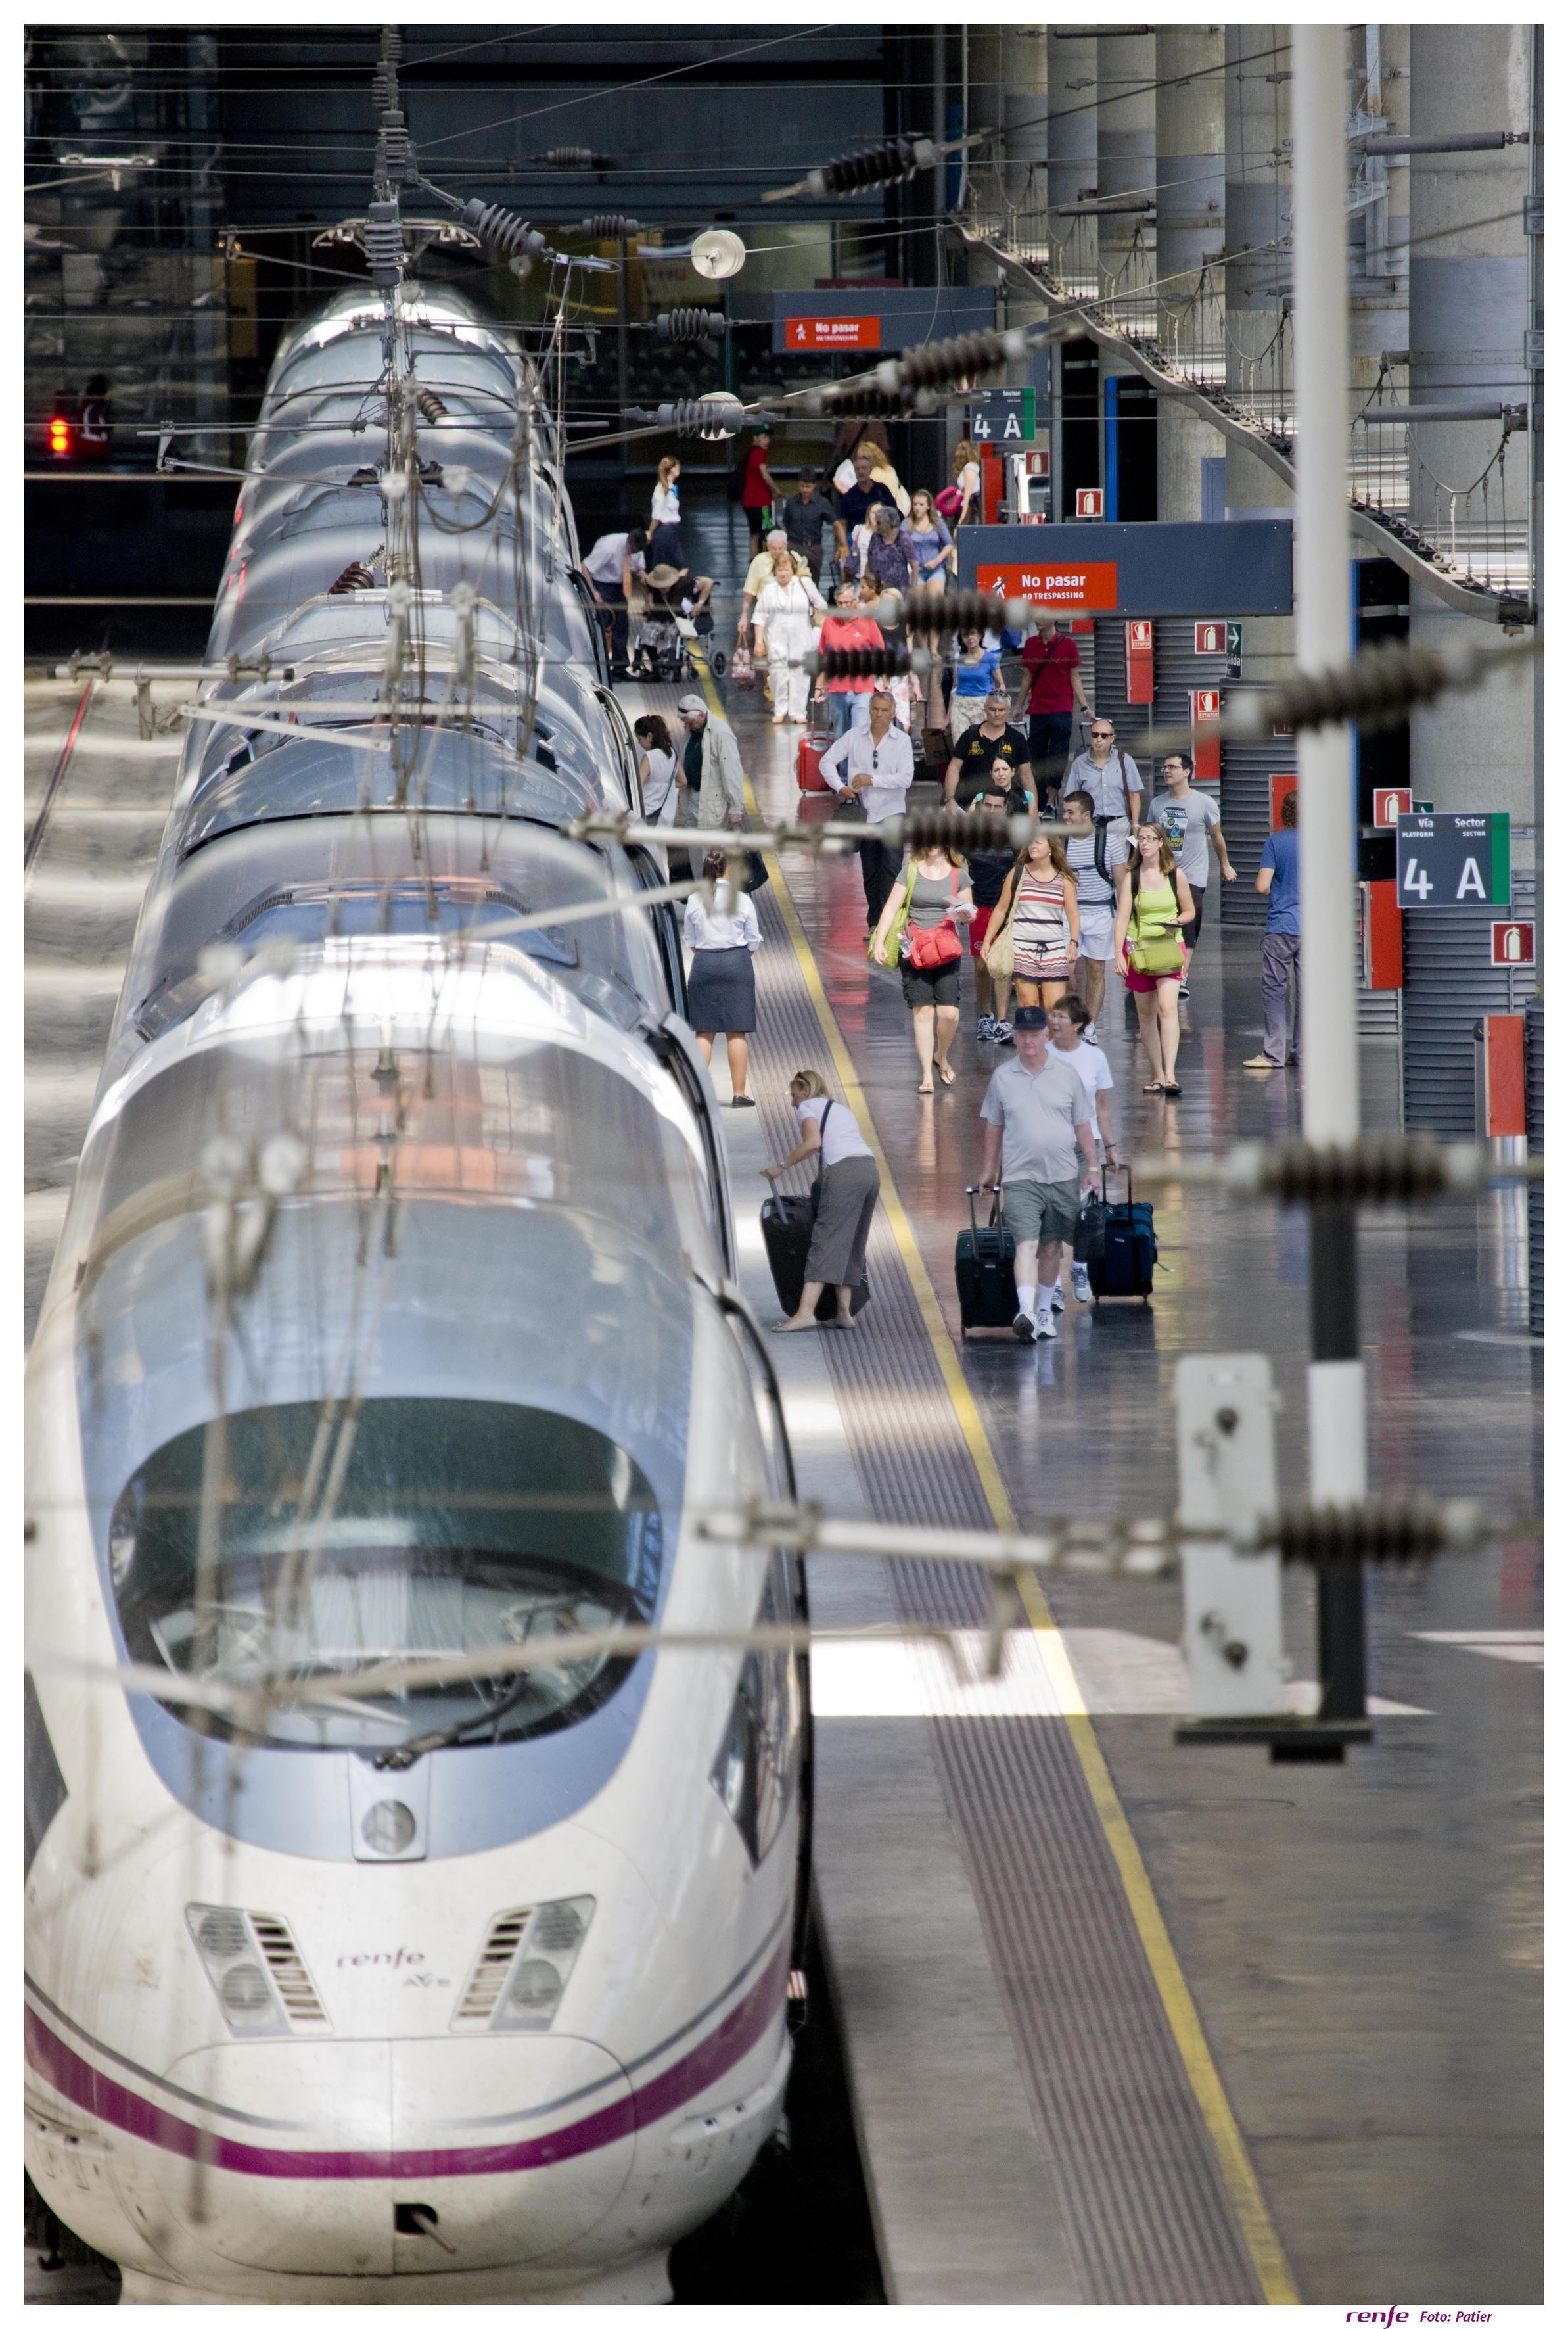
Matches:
[687,947,757,1035]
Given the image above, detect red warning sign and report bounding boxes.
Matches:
[1126,619,1154,706]
[1075,487,1105,519]
[783,314,880,350]
[977,560,1119,611]
[1373,787,1413,827]
[1490,922,1535,966]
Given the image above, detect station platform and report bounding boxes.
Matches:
[23,590,1542,2303]
[624,554,1542,2304]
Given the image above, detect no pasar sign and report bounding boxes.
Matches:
[1395,812,1511,908]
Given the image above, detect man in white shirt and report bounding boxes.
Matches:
[1147,749,1236,997]
[1061,715,1142,828]
[977,1005,1097,1342]
[1047,995,1117,1305]
[819,688,915,927]
[580,527,647,670]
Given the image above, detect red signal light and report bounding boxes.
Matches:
[48,416,73,458]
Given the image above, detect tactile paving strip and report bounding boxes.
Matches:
[734,831,1267,2304]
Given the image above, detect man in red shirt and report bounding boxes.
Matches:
[740,429,778,555]
[813,580,883,737]
[1015,615,1092,809]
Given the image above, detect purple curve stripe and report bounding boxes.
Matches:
[24,1946,787,2182]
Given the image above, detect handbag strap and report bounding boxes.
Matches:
[814,1098,833,1182]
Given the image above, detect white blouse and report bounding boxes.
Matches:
[684,893,763,953]
[754,575,826,636]
[651,481,681,527]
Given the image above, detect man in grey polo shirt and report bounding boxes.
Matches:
[977,1005,1097,1343]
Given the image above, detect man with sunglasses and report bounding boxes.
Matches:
[1062,716,1143,830]
[819,686,915,926]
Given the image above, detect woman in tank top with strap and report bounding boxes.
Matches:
[990,834,1080,1013]
[1113,822,1196,1096]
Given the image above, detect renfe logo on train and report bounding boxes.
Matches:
[977,561,1118,611]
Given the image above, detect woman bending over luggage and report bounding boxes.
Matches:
[762,1070,881,1330]
[989,832,1080,1015]
[1113,822,1196,1096]
[683,852,763,1107]
[869,843,977,1094]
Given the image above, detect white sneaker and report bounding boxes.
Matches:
[993,1018,1013,1043]
[976,1013,995,1040]
[1011,1308,1036,1344]
[1036,1306,1058,1340]
[1071,1261,1091,1301]
[1082,1021,1098,1043]
[1049,1283,1066,1312]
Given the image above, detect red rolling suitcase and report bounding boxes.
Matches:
[797,730,835,792]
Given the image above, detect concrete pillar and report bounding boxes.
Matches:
[1000,24,1050,244]
[1096,29,1155,295]
[1406,24,1533,831]
[1048,30,1097,296]
[1155,24,1226,520]
[1224,23,1293,519]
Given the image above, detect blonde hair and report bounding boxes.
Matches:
[657,454,680,488]
[1018,834,1073,882]
[953,438,978,476]
[789,1068,829,1098]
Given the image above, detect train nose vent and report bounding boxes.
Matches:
[185,1905,329,2035]
[451,1900,595,2033]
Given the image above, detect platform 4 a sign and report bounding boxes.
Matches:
[1395,812,1511,909]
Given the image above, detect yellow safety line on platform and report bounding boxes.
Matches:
[699,661,1299,2307]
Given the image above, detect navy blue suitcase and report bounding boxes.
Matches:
[956,1185,1019,1334]
[1086,1164,1156,1304]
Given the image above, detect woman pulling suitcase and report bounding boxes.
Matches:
[760,1070,880,1329]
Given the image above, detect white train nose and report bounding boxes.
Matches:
[147,2035,636,2284]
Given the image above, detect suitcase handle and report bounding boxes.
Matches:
[965,1181,1005,1229]
[1101,1162,1133,1205]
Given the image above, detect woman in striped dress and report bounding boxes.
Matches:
[990,834,1080,1013]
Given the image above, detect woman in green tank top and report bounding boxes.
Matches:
[1113,823,1196,1096]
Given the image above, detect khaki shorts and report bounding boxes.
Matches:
[1001,1177,1081,1246]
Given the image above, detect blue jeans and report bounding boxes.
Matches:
[826,692,872,738]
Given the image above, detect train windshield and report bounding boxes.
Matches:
[110,1397,663,1753]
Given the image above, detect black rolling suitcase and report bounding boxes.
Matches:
[760,1193,871,1323]
[955,1184,1019,1335]
[1084,1164,1157,1304]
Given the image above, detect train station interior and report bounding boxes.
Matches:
[24,19,1543,2314]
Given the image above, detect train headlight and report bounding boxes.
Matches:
[186,1903,327,2038]
[456,1898,595,2032]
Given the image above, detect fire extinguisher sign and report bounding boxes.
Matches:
[1490,921,1534,966]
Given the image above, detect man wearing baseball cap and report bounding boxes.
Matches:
[977,1004,1097,1342]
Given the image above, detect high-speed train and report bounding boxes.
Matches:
[26,280,811,2303]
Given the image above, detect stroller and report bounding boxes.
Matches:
[628,562,722,683]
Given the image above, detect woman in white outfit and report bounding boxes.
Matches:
[634,713,680,869]
[753,541,826,726]
[650,455,681,529]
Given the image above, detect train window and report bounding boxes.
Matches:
[109,1398,664,1755]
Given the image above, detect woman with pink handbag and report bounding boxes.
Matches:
[868,843,976,1094]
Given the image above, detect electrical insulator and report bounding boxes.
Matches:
[329,559,377,594]
[877,327,1028,398]
[805,647,931,681]
[379,26,401,62]
[909,587,1036,636]
[47,413,73,459]
[655,308,729,343]
[580,213,639,239]
[457,199,548,262]
[363,200,405,284]
[632,395,745,440]
[809,387,914,420]
[807,136,936,197]
[376,110,411,180]
[542,147,605,168]
[415,387,448,423]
